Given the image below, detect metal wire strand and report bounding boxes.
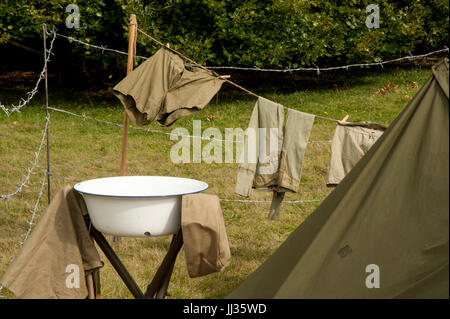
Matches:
[0,115,50,201]
[201,47,449,72]
[21,171,47,244]
[0,30,57,117]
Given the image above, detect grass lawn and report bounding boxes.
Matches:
[0,65,432,298]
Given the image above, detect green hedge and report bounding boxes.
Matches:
[1,0,448,69]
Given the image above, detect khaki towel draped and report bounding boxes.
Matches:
[0,186,103,299]
[113,47,224,127]
[181,193,231,278]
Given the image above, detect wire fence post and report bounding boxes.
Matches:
[43,24,51,204]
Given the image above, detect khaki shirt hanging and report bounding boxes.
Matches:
[113,47,224,127]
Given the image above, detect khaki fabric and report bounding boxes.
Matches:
[267,191,285,221]
[276,108,315,193]
[113,47,224,127]
[235,99,314,220]
[326,123,385,186]
[181,193,231,278]
[0,186,103,299]
[267,109,314,220]
[235,97,284,197]
[228,60,449,299]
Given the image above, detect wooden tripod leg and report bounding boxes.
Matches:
[144,230,183,299]
[90,226,144,299]
[155,257,176,299]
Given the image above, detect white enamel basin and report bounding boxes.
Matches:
[74,176,208,237]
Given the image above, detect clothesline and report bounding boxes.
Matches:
[137,28,340,124]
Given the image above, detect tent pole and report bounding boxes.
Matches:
[114,14,137,244]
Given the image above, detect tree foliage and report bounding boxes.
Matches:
[1,0,448,69]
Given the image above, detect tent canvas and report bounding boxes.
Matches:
[228,60,449,299]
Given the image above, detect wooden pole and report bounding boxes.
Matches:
[114,14,137,244]
[120,14,137,176]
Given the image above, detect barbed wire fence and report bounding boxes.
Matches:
[0,30,57,117]
[0,27,55,297]
[0,115,50,201]
[21,171,48,245]
[53,32,449,73]
[201,47,449,73]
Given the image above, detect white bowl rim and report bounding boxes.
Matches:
[73,175,209,198]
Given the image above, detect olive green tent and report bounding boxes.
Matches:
[228,60,449,299]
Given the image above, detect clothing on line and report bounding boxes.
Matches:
[234,97,315,220]
[274,107,315,193]
[266,108,315,220]
[326,122,386,187]
[235,97,284,197]
[113,47,224,127]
